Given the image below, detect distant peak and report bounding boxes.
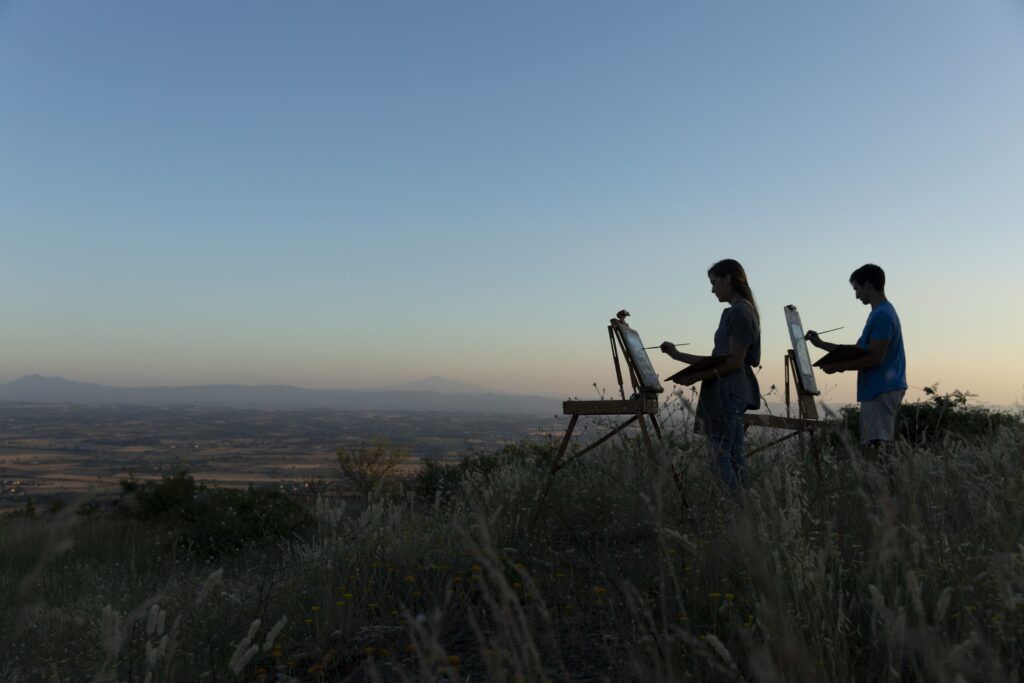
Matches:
[12,374,71,383]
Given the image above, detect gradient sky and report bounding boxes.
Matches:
[2,1,1022,406]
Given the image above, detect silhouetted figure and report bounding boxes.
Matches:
[661,259,760,493]
[806,263,907,490]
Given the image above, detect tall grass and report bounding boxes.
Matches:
[1,402,1022,681]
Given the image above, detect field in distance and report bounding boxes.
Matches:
[0,402,562,510]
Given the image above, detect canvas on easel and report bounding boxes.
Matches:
[783,304,819,420]
[786,304,819,396]
[614,322,662,393]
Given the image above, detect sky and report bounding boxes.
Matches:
[1,1,1023,407]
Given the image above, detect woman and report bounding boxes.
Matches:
[661,259,761,492]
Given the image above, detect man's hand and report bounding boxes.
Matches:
[804,330,822,347]
[660,341,676,356]
[821,364,840,374]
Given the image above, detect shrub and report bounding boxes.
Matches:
[334,439,409,499]
[414,440,554,504]
[119,469,197,520]
[117,471,313,557]
[834,385,1021,445]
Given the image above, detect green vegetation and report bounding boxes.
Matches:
[117,471,314,557]
[835,385,1021,445]
[1,400,1022,681]
[414,440,552,505]
[334,440,409,500]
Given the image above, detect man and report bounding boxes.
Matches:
[806,264,907,462]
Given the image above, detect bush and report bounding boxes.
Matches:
[414,440,554,504]
[117,471,313,556]
[334,439,409,498]
[834,384,1021,445]
[119,469,197,520]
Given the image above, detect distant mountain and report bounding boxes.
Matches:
[380,375,503,394]
[0,375,560,415]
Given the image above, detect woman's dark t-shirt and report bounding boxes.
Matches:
[695,300,761,436]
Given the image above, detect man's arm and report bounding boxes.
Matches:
[805,330,839,352]
[673,336,748,386]
[820,337,890,374]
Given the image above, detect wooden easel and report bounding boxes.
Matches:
[531,311,685,528]
[744,350,823,476]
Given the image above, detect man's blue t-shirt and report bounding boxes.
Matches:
[856,300,907,402]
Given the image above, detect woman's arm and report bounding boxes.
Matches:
[659,343,707,365]
[673,336,748,386]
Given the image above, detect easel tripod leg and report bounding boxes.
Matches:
[812,430,822,482]
[530,414,578,530]
[553,414,579,467]
[639,413,656,459]
[648,413,663,440]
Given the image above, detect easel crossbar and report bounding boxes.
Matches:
[564,399,658,415]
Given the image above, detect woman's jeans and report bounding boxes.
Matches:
[708,393,749,493]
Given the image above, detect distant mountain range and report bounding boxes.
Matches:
[377,375,508,395]
[0,375,561,415]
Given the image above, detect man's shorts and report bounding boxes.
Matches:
[860,390,905,444]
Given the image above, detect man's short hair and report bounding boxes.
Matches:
[850,264,885,291]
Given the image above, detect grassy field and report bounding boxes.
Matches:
[2,402,1023,682]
